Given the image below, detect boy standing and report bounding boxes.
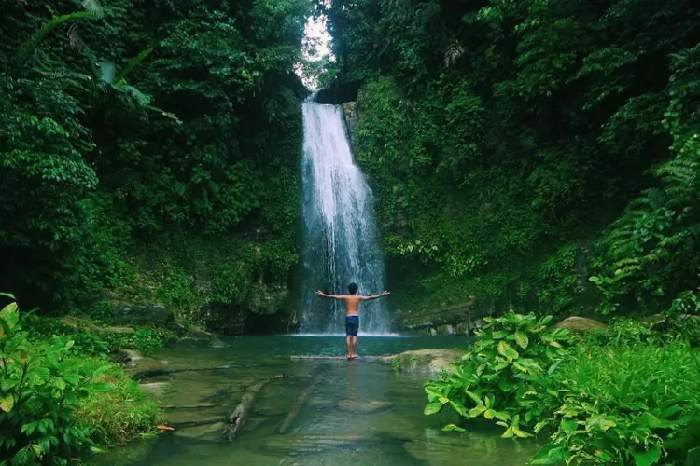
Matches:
[315,283,390,359]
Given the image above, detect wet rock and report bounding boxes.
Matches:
[124,349,171,377]
[391,349,464,374]
[138,381,171,396]
[554,316,607,332]
[123,349,147,363]
[436,324,455,336]
[173,421,228,441]
[174,332,227,349]
[395,298,479,336]
[336,400,394,414]
[342,102,359,143]
[313,80,360,104]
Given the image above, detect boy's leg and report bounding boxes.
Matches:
[345,336,351,358]
[352,336,357,357]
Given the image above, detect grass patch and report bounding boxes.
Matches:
[1,300,162,464]
[73,360,162,446]
[425,312,700,465]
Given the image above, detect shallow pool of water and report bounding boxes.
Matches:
[97,336,538,465]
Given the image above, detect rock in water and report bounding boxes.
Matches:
[336,400,394,414]
[554,316,607,332]
[138,381,171,396]
[391,349,464,374]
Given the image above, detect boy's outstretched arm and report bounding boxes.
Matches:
[315,290,345,300]
[362,291,391,301]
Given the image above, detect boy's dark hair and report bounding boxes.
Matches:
[348,282,358,294]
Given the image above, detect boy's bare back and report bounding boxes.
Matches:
[315,285,390,359]
[314,290,390,316]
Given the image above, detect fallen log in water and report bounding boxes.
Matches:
[277,365,328,434]
[227,375,281,440]
[290,355,393,363]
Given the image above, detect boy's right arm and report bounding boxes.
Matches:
[315,291,345,300]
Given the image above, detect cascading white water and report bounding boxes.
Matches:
[300,99,389,334]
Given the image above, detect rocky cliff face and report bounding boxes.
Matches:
[393,297,487,336]
[342,102,359,145]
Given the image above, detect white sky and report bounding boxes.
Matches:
[303,15,333,60]
[296,14,334,89]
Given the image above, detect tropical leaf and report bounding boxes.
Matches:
[424,402,442,415]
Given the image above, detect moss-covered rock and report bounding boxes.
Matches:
[554,316,607,332]
[390,349,464,374]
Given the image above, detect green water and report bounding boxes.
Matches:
[98,336,538,465]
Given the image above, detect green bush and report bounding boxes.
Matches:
[532,343,700,465]
[1,300,163,464]
[425,311,700,465]
[424,311,570,436]
[583,318,656,348]
[0,300,113,464]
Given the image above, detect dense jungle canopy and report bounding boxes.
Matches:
[1,0,700,329]
[2,2,700,465]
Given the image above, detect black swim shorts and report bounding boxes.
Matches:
[345,315,359,336]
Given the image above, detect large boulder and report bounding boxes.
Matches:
[395,298,479,336]
[173,328,227,349]
[110,303,174,326]
[313,80,360,104]
[554,316,607,332]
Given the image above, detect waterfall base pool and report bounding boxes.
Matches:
[96,336,538,466]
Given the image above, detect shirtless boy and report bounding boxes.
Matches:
[315,283,390,359]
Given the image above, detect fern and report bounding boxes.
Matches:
[19,12,97,62]
[115,48,154,82]
[81,0,105,18]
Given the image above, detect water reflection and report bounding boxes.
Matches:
[95,337,537,466]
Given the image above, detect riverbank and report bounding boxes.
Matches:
[0,301,163,464]
[425,312,700,466]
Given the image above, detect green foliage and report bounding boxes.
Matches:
[589,42,700,315]
[72,361,161,446]
[425,311,569,437]
[0,300,111,464]
[425,311,700,465]
[23,312,175,357]
[583,318,656,348]
[328,0,700,317]
[97,328,175,356]
[1,0,307,313]
[531,343,700,465]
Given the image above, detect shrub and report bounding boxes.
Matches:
[532,342,700,465]
[425,311,700,465]
[1,299,163,464]
[0,300,113,464]
[424,311,569,437]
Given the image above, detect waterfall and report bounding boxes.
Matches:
[300,100,389,334]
